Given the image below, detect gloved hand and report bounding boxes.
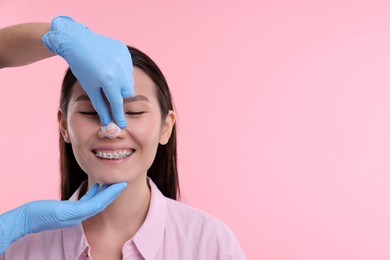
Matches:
[42,16,133,128]
[0,182,126,254]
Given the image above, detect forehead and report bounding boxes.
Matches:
[70,67,157,101]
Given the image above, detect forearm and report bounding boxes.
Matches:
[0,23,54,69]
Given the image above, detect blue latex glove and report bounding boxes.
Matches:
[42,16,133,128]
[0,182,126,254]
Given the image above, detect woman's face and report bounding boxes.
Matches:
[58,67,175,184]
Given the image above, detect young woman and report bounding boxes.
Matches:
[1,46,246,260]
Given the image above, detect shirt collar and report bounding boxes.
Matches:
[62,178,168,260]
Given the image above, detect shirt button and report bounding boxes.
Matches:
[85,247,90,258]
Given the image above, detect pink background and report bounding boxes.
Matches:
[1,0,390,259]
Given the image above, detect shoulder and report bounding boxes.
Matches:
[164,198,246,259]
[166,198,230,232]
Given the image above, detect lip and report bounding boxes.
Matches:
[92,146,135,151]
[94,155,132,164]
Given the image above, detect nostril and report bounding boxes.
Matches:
[101,122,121,139]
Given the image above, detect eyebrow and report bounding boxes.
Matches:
[75,94,150,103]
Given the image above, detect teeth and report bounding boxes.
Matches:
[95,150,133,159]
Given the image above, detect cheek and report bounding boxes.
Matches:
[67,115,99,144]
[126,115,162,146]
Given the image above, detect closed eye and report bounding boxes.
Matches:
[126,111,145,116]
[79,111,144,116]
[79,111,98,115]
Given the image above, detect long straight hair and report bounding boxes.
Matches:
[59,46,179,200]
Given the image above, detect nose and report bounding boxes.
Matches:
[98,122,122,139]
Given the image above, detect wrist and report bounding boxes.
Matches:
[0,215,9,254]
[0,205,28,252]
[42,16,88,56]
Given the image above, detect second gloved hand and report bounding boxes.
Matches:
[42,16,133,128]
[0,182,126,254]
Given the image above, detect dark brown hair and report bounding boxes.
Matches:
[59,46,179,200]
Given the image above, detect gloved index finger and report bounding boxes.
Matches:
[78,182,127,218]
[102,88,127,128]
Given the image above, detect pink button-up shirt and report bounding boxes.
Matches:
[1,179,246,259]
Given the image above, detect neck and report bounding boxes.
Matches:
[83,176,151,237]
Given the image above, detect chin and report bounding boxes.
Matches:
[89,170,144,185]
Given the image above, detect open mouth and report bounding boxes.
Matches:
[93,149,135,160]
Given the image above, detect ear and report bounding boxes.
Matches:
[159,110,176,145]
[57,109,71,143]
